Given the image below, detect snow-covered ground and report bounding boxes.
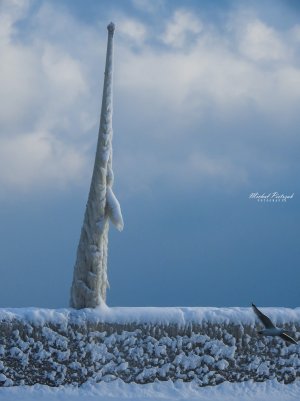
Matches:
[1,305,300,326]
[1,306,300,388]
[1,379,300,401]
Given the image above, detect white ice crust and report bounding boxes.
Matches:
[1,306,299,327]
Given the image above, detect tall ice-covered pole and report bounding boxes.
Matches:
[70,23,123,309]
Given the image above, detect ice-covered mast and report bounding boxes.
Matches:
[70,22,123,309]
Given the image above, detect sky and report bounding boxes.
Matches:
[0,0,299,309]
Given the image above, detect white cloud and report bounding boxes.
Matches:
[0,0,31,42]
[117,12,300,120]
[291,24,300,43]
[41,45,87,97]
[0,2,299,198]
[0,132,84,192]
[237,19,288,62]
[118,18,147,46]
[118,42,299,127]
[0,1,98,194]
[162,9,202,48]
[113,10,300,193]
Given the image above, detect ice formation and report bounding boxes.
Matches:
[70,22,123,309]
[0,306,300,387]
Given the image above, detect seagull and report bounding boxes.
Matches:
[252,303,297,345]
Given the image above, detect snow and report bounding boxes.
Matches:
[0,379,300,401]
[1,306,299,387]
[106,187,124,231]
[0,305,299,327]
[70,23,121,308]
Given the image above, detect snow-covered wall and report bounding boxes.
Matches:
[0,307,300,387]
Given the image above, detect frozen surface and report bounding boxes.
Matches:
[1,305,300,326]
[69,23,121,308]
[106,187,124,231]
[1,306,300,387]
[0,379,300,401]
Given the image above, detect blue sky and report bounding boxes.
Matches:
[0,0,299,308]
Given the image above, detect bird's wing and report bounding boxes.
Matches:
[252,303,275,329]
[279,333,298,345]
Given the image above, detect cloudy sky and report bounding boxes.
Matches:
[0,0,299,309]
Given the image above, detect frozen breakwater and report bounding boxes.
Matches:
[0,306,300,387]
